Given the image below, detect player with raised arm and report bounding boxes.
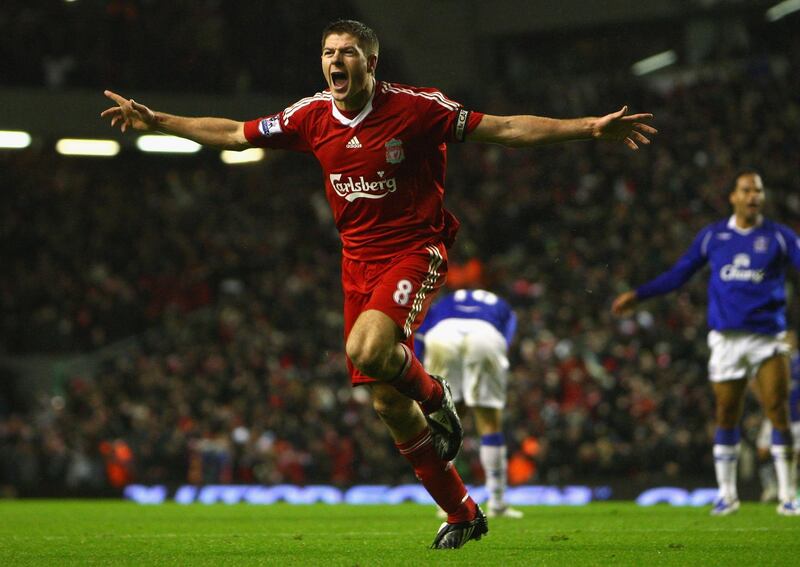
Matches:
[415,288,523,519]
[612,171,800,516]
[102,19,656,548]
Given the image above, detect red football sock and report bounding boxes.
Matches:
[390,344,444,414]
[396,427,477,524]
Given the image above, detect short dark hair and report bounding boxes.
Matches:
[735,167,761,179]
[321,19,379,57]
[730,168,761,192]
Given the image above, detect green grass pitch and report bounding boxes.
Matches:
[1,501,798,566]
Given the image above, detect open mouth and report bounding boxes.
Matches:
[330,71,348,91]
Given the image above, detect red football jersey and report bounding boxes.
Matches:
[243,81,483,261]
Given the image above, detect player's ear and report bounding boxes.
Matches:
[368,53,378,75]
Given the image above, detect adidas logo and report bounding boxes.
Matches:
[346,136,362,149]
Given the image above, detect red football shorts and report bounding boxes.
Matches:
[342,243,448,385]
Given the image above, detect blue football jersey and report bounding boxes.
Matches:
[637,216,800,334]
[416,289,517,347]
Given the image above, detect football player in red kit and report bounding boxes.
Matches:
[102,19,656,548]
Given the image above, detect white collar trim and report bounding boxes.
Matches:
[727,214,763,235]
[330,89,375,128]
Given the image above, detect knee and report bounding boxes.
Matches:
[716,402,741,427]
[346,336,393,378]
[474,408,502,435]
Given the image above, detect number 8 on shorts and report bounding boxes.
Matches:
[393,279,414,305]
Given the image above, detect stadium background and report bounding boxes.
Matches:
[1,0,798,502]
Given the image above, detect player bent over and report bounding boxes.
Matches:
[416,289,524,519]
[102,19,656,548]
[613,171,800,516]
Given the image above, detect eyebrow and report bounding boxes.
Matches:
[322,45,358,52]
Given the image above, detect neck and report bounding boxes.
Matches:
[734,213,760,229]
[336,76,375,112]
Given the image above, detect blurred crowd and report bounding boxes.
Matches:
[2,18,800,495]
[1,0,360,94]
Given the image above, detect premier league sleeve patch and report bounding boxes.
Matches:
[258,116,283,137]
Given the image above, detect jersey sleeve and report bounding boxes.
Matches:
[636,226,711,300]
[411,87,483,144]
[776,224,800,270]
[502,309,517,347]
[242,100,314,152]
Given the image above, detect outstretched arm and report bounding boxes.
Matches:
[611,290,639,316]
[611,228,712,316]
[467,106,656,151]
[100,90,251,151]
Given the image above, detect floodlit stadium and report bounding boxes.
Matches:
[2,0,800,563]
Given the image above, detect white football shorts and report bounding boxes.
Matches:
[422,318,509,409]
[707,330,789,383]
